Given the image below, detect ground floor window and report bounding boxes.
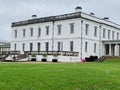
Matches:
[58,42,63,51]
[45,42,49,51]
[70,41,74,51]
[23,43,25,51]
[38,43,41,51]
[30,43,33,51]
[85,42,88,52]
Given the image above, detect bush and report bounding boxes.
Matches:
[41,59,47,62]
[52,59,58,62]
[85,55,98,62]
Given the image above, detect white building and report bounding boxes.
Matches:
[0,40,10,54]
[11,7,120,62]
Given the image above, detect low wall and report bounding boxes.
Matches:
[36,55,80,62]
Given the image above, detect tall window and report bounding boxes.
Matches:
[70,23,74,33]
[46,26,49,35]
[45,42,49,51]
[30,28,33,37]
[57,25,61,35]
[14,30,17,38]
[38,43,41,51]
[112,31,115,40]
[85,24,89,35]
[23,29,26,37]
[94,26,97,37]
[38,28,41,37]
[103,28,106,38]
[108,30,111,39]
[58,42,63,51]
[14,43,16,51]
[30,43,33,51]
[117,32,119,40]
[23,43,25,51]
[85,42,88,52]
[70,41,74,51]
[94,43,97,53]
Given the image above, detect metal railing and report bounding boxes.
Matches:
[24,51,79,56]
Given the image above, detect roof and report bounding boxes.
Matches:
[11,11,120,29]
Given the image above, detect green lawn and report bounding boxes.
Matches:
[0,62,120,90]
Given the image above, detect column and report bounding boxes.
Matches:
[114,44,119,56]
[109,44,112,56]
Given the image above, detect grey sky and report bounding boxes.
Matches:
[0,0,120,41]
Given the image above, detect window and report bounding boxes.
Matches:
[70,23,74,33]
[14,43,16,51]
[57,25,61,35]
[103,28,106,38]
[46,26,49,35]
[108,30,111,39]
[23,29,26,37]
[30,43,33,51]
[112,31,115,40]
[30,28,33,37]
[117,32,119,40]
[85,42,88,52]
[94,26,97,37]
[14,30,17,38]
[94,43,97,53]
[38,43,41,51]
[85,24,89,35]
[38,28,41,36]
[70,41,74,51]
[23,43,25,51]
[45,42,49,51]
[58,42,63,51]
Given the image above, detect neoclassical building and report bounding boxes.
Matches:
[11,7,120,62]
[0,40,10,54]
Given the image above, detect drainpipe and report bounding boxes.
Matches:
[99,24,102,57]
[52,18,55,51]
[80,20,83,59]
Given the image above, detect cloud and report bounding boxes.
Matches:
[0,0,120,41]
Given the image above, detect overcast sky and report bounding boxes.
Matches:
[0,0,120,41]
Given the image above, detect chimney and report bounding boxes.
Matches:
[90,12,95,16]
[103,17,109,20]
[32,15,37,19]
[75,6,82,12]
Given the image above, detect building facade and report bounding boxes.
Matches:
[11,7,120,62]
[0,40,10,54]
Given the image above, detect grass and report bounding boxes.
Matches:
[0,62,120,90]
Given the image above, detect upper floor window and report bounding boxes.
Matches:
[38,28,41,36]
[117,32,119,40]
[103,28,106,38]
[14,30,17,38]
[112,31,115,40]
[70,23,74,34]
[57,25,61,35]
[23,29,26,37]
[30,28,33,37]
[94,26,98,37]
[46,26,49,35]
[108,30,111,39]
[85,24,89,35]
